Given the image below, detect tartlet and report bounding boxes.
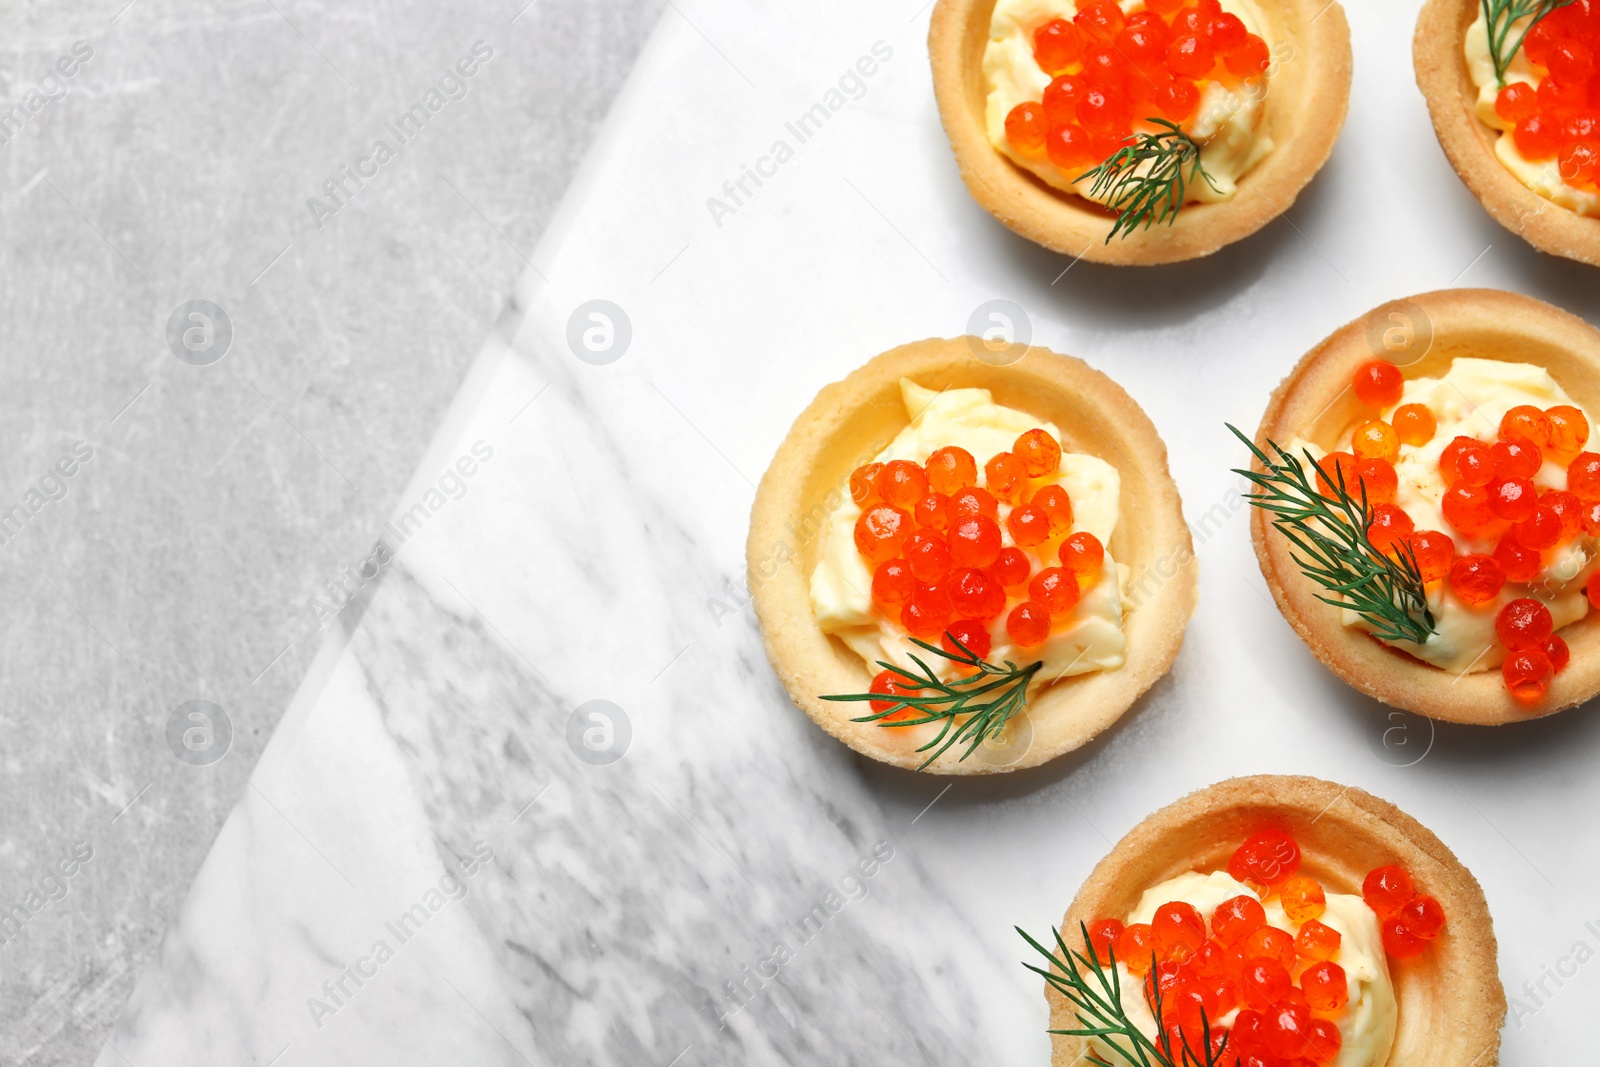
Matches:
[1415,0,1600,268]
[928,0,1352,265]
[1251,288,1600,724]
[1047,775,1505,1067]
[747,337,1195,774]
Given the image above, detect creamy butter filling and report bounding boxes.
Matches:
[809,379,1127,679]
[1088,871,1397,1067]
[1294,358,1598,673]
[983,0,1275,204]
[1465,12,1600,216]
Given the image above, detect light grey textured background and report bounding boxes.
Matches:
[0,1,661,1062]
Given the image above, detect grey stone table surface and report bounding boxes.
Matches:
[0,0,661,1062]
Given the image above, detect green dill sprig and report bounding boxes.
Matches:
[820,636,1041,770]
[1018,922,1229,1067]
[1074,119,1218,244]
[1482,0,1577,84]
[1228,424,1435,645]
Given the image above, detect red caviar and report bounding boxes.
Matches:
[1007,0,1272,178]
[1353,359,1403,407]
[926,446,978,495]
[1083,833,1451,1060]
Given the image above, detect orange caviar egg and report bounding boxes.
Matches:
[877,460,928,510]
[950,486,998,522]
[1351,420,1399,463]
[926,446,978,495]
[1487,475,1537,522]
[1117,922,1158,976]
[1514,504,1562,550]
[900,598,947,640]
[1441,483,1496,535]
[1542,489,1583,540]
[1046,125,1095,170]
[1032,18,1082,75]
[1568,451,1600,499]
[905,531,952,583]
[914,491,952,532]
[949,567,1006,620]
[1547,405,1590,453]
[941,619,992,660]
[1241,926,1296,971]
[1314,451,1361,497]
[1004,102,1047,154]
[1392,403,1436,446]
[949,516,1002,569]
[1225,33,1271,78]
[1440,437,1493,486]
[1279,875,1326,923]
[1239,958,1292,1011]
[1490,438,1542,480]
[1362,865,1413,918]
[1503,648,1554,702]
[1059,531,1105,579]
[868,670,921,717]
[1029,567,1081,618]
[871,558,914,606]
[1031,484,1074,536]
[1086,917,1124,962]
[1366,504,1414,556]
[1116,21,1169,74]
[1266,1001,1316,1059]
[1501,404,1553,447]
[1166,31,1215,77]
[1356,458,1397,505]
[1005,600,1051,647]
[1155,77,1200,122]
[1295,919,1341,961]
[849,462,883,506]
[987,546,1031,591]
[1495,533,1542,583]
[1381,916,1429,960]
[1448,554,1506,607]
[1352,359,1404,408]
[1014,428,1063,477]
[1074,0,1126,43]
[1153,901,1207,959]
[984,451,1030,505]
[1229,829,1301,886]
[1042,73,1085,128]
[1300,960,1349,1013]
[1496,81,1539,123]
[1212,894,1267,946]
[1546,633,1572,673]
[855,505,912,564]
[1007,502,1052,547]
[1398,895,1446,940]
[1306,1018,1343,1064]
[1405,530,1456,583]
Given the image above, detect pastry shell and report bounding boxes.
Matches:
[1415,0,1600,268]
[1251,288,1600,724]
[1049,774,1505,1067]
[747,337,1195,774]
[928,0,1352,265]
